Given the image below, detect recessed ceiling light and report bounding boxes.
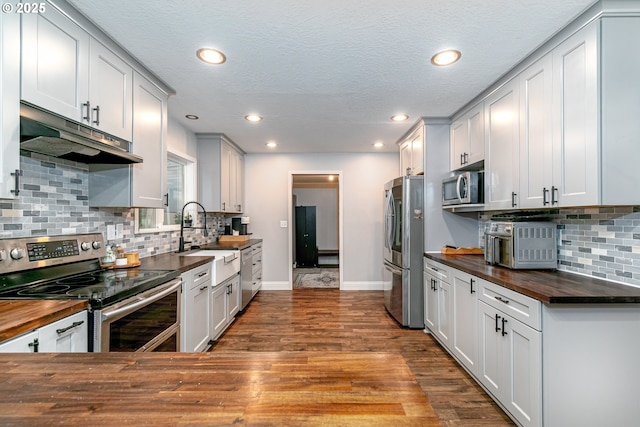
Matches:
[390,114,409,122]
[196,48,226,64]
[265,141,277,148]
[431,49,461,66]
[245,114,263,122]
[373,142,384,149]
[185,114,199,120]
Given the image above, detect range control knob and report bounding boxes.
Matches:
[10,248,25,260]
[80,242,91,251]
[0,249,6,261]
[92,241,102,249]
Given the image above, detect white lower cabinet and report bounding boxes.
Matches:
[180,263,212,352]
[451,269,479,376]
[424,259,452,350]
[479,300,541,427]
[211,273,240,342]
[425,257,542,427]
[0,310,88,353]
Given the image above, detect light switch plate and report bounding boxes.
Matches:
[106,224,116,240]
[280,220,288,228]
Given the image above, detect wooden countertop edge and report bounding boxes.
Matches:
[0,300,88,342]
[424,253,640,304]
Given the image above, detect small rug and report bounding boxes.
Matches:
[294,269,339,288]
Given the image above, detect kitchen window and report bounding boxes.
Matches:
[135,148,196,233]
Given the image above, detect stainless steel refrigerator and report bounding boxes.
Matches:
[383,176,424,328]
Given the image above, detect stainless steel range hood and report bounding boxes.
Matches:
[20,102,143,164]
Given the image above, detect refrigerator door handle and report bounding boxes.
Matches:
[384,260,403,276]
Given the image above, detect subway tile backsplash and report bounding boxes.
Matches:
[480,207,640,287]
[0,153,221,257]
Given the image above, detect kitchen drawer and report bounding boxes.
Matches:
[251,243,262,254]
[191,263,212,290]
[424,258,450,281]
[252,258,262,275]
[479,279,541,331]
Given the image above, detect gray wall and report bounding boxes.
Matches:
[244,153,398,289]
[293,187,338,251]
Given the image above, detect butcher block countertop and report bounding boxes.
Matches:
[137,252,214,273]
[424,253,640,304]
[0,300,88,342]
[201,238,263,250]
[0,351,436,426]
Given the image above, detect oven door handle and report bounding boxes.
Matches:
[101,280,182,322]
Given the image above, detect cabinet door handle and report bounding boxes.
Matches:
[511,192,517,208]
[56,320,84,335]
[28,338,39,353]
[551,186,558,205]
[495,296,510,305]
[470,278,476,294]
[460,153,464,166]
[222,202,226,211]
[10,169,22,196]
[464,152,469,164]
[494,314,501,333]
[501,318,508,336]
[82,101,91,122]
[92,105,101,126]
[542,188,549,206]
[164,193,169,207]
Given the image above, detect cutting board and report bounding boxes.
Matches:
[218,235,250,243]
[441,246,484,255]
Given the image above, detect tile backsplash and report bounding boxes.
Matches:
[480,207,640,287]
[0,153,221,257]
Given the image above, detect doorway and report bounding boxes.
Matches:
[288,172,343,289]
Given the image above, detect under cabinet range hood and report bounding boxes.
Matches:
[19,102,143,164]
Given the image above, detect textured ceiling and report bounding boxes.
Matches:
[67,0,596,153]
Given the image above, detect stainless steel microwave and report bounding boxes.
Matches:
[442,171,483,206]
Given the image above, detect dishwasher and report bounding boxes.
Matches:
[240,247,253,311]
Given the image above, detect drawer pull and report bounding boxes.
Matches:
[495,296,510,304]
[199,286,208,291]
[56,320,84,335]
[197,271,208,278]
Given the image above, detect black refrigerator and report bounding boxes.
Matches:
[295,206,318,267]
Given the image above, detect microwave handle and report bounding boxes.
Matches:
[456,174,464,202]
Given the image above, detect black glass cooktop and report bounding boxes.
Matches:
[0,264,179,309]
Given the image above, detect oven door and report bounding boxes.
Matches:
[93,278,181,352]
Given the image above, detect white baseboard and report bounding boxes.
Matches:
[262,281,292,290]
[261,281,384,291]
[340,281,384,290]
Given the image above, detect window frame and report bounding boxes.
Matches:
[134,147,197,234]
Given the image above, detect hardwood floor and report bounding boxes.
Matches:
[214,289,515,426]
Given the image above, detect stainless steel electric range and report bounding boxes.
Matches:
[0,233,181,352]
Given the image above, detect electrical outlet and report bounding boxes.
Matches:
[106,225,116,240]
[115,223,124,239]
[280,220,288,228]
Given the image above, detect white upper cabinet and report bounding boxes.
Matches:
[0,12,20,200]
[398,125,424,176]
[21,8,133,141]
[130,72,167,208]
[198,134,245,214]
[88,39,133,140]
[450,103,484,171]
[519,55,553,209]
[550,21,598,207]
[484,79,520,210]
[21,8,90,121]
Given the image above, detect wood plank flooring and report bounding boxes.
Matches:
[214,289,515,427]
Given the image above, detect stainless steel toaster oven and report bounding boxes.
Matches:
[484,221,557,269]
